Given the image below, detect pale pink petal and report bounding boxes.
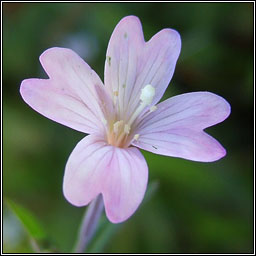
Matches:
[102,146,148,223]
[133,92,231,162]
[128,27,181,116]
[20,47,109,134]
[63,135,110,206]
[104,15,181,119]
[63,134,148,223]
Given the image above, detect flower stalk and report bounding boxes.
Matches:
[74,195,104,253]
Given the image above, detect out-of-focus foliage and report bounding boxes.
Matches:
[5,198,47,241]
[3,2,253,253]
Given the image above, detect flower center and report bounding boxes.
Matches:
[106,84,155,148]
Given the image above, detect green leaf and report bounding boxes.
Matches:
[5,198,47,241]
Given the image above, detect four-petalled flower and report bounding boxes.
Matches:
[20,16,231,223]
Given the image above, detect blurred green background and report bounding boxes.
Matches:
[3,2,253,253]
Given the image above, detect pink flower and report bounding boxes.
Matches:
[20,16,230,223]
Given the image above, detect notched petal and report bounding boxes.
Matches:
[134,92,230,162]
[104,15,182,121]
[63,135,148,223]
[20,47,107,134]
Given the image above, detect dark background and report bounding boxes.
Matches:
[3,2,254,253]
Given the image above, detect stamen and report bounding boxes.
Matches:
[150,105,157,112]
[108,85,155,148]
[113,120,123,134]
[124,124,130,134]
[102,118,107,126]
[134,134,140,141]
[113,91,119,105]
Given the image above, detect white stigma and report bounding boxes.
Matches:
[127,84,156,126]
[140,84,155,106]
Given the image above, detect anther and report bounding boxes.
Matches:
[134,134,140,141]
[113,91,119,105]
[102,118,107,126]
[124,124,130,134]
[150,105,157,112]
[113,120,123,134]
